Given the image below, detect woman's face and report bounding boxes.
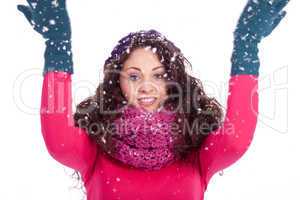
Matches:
[120,47,168,112]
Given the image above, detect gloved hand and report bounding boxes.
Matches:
[17,0,73,75]
[231,0,289,76]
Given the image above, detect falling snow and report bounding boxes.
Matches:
[49,19,56,25]
[42,26,49,32]
[241,33,249,40]
[219,170,224,176]
[247,6,253,12]
[51,0,59,7]
[31,2,37,9]
[144,46,151,51]
[152,47,157,53]
[197,108,202,113]
[101,136,106,143]
[170,53,177,62]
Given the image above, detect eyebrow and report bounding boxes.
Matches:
[125,65,164,71]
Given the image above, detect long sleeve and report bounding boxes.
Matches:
[40,71,98,176]
[199,74,259,190]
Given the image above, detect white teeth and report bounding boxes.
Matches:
[139,98,155,102]
[138,97,156,105]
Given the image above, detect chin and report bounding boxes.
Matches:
[134,102,161,112]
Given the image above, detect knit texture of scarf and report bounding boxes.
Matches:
[109,104,179,171]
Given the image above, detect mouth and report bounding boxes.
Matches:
[137,97,157,106]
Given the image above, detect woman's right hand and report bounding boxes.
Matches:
[17,0,73,75]
[17,0,71,41]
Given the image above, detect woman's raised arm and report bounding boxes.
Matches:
[17,0,98,175]
[198,0,289,190]
[199,74,258,190]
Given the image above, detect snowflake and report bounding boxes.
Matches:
[49,19,56,25]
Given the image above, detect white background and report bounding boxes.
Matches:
[1,0,299,199]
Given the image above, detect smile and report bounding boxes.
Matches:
[137,97,157,106]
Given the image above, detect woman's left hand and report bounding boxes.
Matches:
[230,0,290,76]
[234,0,290,43]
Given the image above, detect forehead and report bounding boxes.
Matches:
[122,47,163,71]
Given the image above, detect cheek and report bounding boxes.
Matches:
[158,82,168,98]
[120,78,136,100]
[120,78,129,98]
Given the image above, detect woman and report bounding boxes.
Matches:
[17,0,289,199]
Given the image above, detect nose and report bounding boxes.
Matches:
[138,81,156,94]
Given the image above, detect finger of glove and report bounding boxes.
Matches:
[49,0,66,8]
[271,10,287,30]
[274,0,290,12]
[25,0,38,10]
[17,5,33,25]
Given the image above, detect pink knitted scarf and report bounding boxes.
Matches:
[109,104,179,171]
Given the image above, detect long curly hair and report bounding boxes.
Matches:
[70,29,224,197]
[74,28,224,164]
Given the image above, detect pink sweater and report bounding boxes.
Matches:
[40,71,258,200]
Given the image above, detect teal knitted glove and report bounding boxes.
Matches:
[231,0,289,76]
[17,0,73,75]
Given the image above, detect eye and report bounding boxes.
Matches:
[129,74,139,81]
[154,73,165,79]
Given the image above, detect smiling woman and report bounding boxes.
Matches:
[120,48,169,112]
[73,29,224,163]
[16,0,290,199]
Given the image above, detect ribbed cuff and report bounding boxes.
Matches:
[43,39,74,76]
